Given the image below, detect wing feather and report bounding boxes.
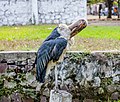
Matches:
[36,50,50,82]
[52,38,67,62]
[36,37,67,83]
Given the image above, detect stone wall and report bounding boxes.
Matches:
[38,0,87,24]
[0,51,120,102]
[0,0,32,26]
[0,0,86,26]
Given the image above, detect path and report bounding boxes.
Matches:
[87,15,120,26]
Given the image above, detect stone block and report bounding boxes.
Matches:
[43,88,50,97]
[0,96,11,102]
[40,15,44,19]
[61,9,64,13]
[40,96,47,102]
[11,93,22,102]
[46,20,52,24]
[45,15,50,20]
[2,18,8,25]
[0,10,4,16]
[93,77,101,87]
[66,19,72,24]
[72,99,79,102]
[0,22,3,26]
[83,99,94,102]
[116,85,120,91]
[107,85,116,93]
[55,15,61,19]
[53,20,59,24]
[5,10,11,16]
[22,97,34,102]
[0,63,8,73]
[113,76,119,83]
[50,90,72,102]
[50,16,55,20]
[8,65,17,70]
[42,19,46,24]
[111,92,119,100]
[60,20,66,24]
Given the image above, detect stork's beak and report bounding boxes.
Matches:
[68,19,87,38]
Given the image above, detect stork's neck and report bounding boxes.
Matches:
[58,36,68,40]
[57,24,72,40]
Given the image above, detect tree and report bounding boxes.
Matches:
[118,0,120,18]
[87,0,104,4]
[107,0,113,18]
[87,0,113,18]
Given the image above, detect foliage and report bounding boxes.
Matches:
[0,68,42,101]
[87,0,105,4]
[87,0,114,18]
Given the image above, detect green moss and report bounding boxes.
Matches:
[0,69,40,100]
[68,52,90,63]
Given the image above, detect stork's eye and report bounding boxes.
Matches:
[59,27,64,31]
[61,27,64,30]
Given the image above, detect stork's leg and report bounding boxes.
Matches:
[61,63,64,86]
[61,62,64,87]
[55,65,58,91]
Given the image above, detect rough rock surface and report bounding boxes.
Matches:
[0,0,86,26]
[0,51,120,102]
[38,0,86,24]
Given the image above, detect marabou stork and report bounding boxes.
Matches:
[36,19,87,84]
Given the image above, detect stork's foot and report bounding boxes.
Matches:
[52,84,59,92]
[45,75,48,80]
[60,84,69,91]
[45,74,51,82]
[53,87,60,93]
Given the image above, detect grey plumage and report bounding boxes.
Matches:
[36,25,71,83]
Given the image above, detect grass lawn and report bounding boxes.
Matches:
[0,25,120,51]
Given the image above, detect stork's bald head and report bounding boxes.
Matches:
[57,19,87,39]
[57,24,71,39]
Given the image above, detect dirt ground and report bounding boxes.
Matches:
[0,37,119,51]
[72,37,120,51]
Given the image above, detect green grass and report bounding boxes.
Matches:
[0,25,56,41]
[0,25,120,51]
[0,25,120,40]
[79,26,120,40]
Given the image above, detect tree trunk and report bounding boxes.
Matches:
[118,0,120,18]
[107,0,112,18]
